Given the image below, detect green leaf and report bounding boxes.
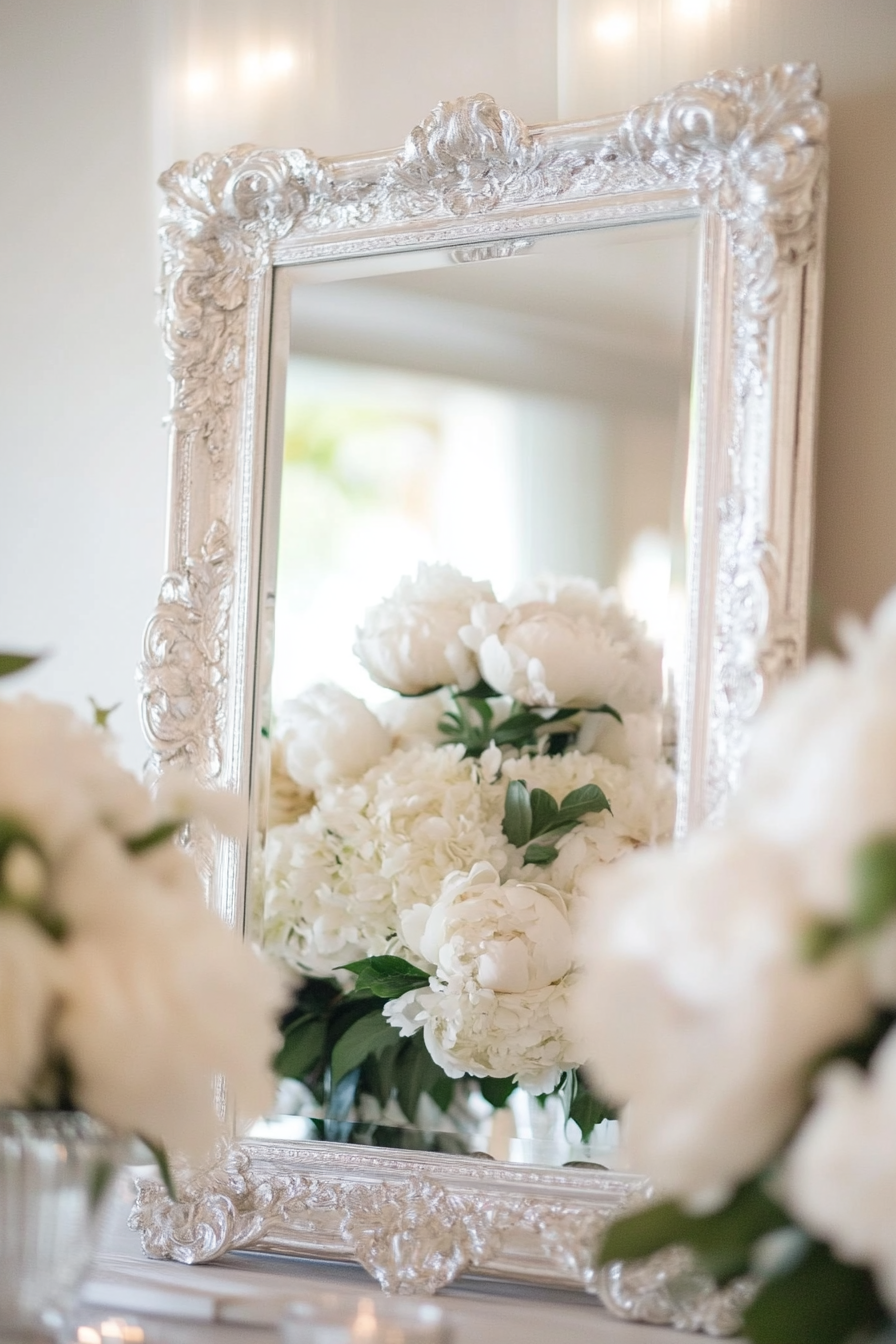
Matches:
[88,697,121,729]
[556,783,612,824]
[801,919,848,964]
[362,1040,401,1109]
[275,1016,326,1080]
[502,779,533,846]
[125,819,184,854]
[139,1135,178,1202]
[0,652,40,680]
[330,1010,401,1086]
[523,843,560,865]
[852,836,896,934]
[599,1181,790,1285]
[427,1073,455,1113]
[529,788,559,836]
[492,711,548,748]
[480,1076,517,1109]
[744,1242,888,1344]
[397,1035,446,1125]
[590,703,624,725]
[569,1083,615,1141]
[88,1157,117,1211]
[456,679,500,699]
[339,955,430,999]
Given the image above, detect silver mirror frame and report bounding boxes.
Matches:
[135,64,827,1323]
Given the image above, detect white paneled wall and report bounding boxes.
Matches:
[1,0,894,770]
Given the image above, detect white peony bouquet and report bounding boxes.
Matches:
[0,655,285,1171]
[575,590,896,1343]
[263,563,673,1140]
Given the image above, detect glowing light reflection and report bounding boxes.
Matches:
[240,48,295,86]
[593,11,637,44]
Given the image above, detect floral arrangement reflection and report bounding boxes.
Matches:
[577,591,896,1343]
[261,563,674,1149]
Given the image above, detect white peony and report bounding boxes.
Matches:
[55,902,284,1158]
[276,683,391,791]
[374,688,454,750]
[784,1026,896,1312]
[573,829,871,1203]
[385,861,582,1091]
[0,913,60,1104]
[461,586,661,712]
[734,591,896,918]
[0,697,154,857]
[354,563,495,695]
[0,696,287,1157]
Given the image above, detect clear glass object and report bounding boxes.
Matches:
[281,1296,451,1344]
[0,1111,120,1343]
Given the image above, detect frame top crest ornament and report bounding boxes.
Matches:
[137,64,827,1330]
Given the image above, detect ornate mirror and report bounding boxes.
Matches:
[135,63,827,1325]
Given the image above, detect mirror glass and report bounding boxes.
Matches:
[254,215,700,1165]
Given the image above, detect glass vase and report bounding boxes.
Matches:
[0,1110,121,1343]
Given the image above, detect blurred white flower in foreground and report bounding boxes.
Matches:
[574,829,870,1203]
[0,696,286,1159]
[785,1026,896,1311]
[734,590,896,917]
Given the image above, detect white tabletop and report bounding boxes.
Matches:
[73,1174,714,1344]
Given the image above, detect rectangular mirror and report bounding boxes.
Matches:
[136,65,827,1324]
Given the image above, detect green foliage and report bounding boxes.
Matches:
[599,1179,790,1285]
[339,955,430,999]
[275,1016,327,1080]
[568,1074,615,1141]
[139,1135,177,1202]
[0,652,40,679]
[88,697,121,729]
[480,1076,517,1109]
[804,833,896,964]
[502,780,612,864]
[744,1242,888,1344]
[125,819,184,855]
[438,685,585,759]
[852,837,896,933]
[331,1011,401,1086]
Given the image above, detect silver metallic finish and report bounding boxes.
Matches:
[136,65,827,1323]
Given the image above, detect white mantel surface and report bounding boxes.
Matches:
[74,1173,718,1344]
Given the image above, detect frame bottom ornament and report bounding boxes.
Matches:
[128,1141,752,1332]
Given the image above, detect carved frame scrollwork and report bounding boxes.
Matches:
[137,65,827,1327]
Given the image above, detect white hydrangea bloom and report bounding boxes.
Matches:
[277,683,391,791]
[385,862,581,1091]
[501,750,676,890]
[354,563,495,695]
[784,1027,896,1312]
[263,743,509,977]
[572,828,871,1204]
[461,580,661,713]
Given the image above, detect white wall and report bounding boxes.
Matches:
[1,0,894,770]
